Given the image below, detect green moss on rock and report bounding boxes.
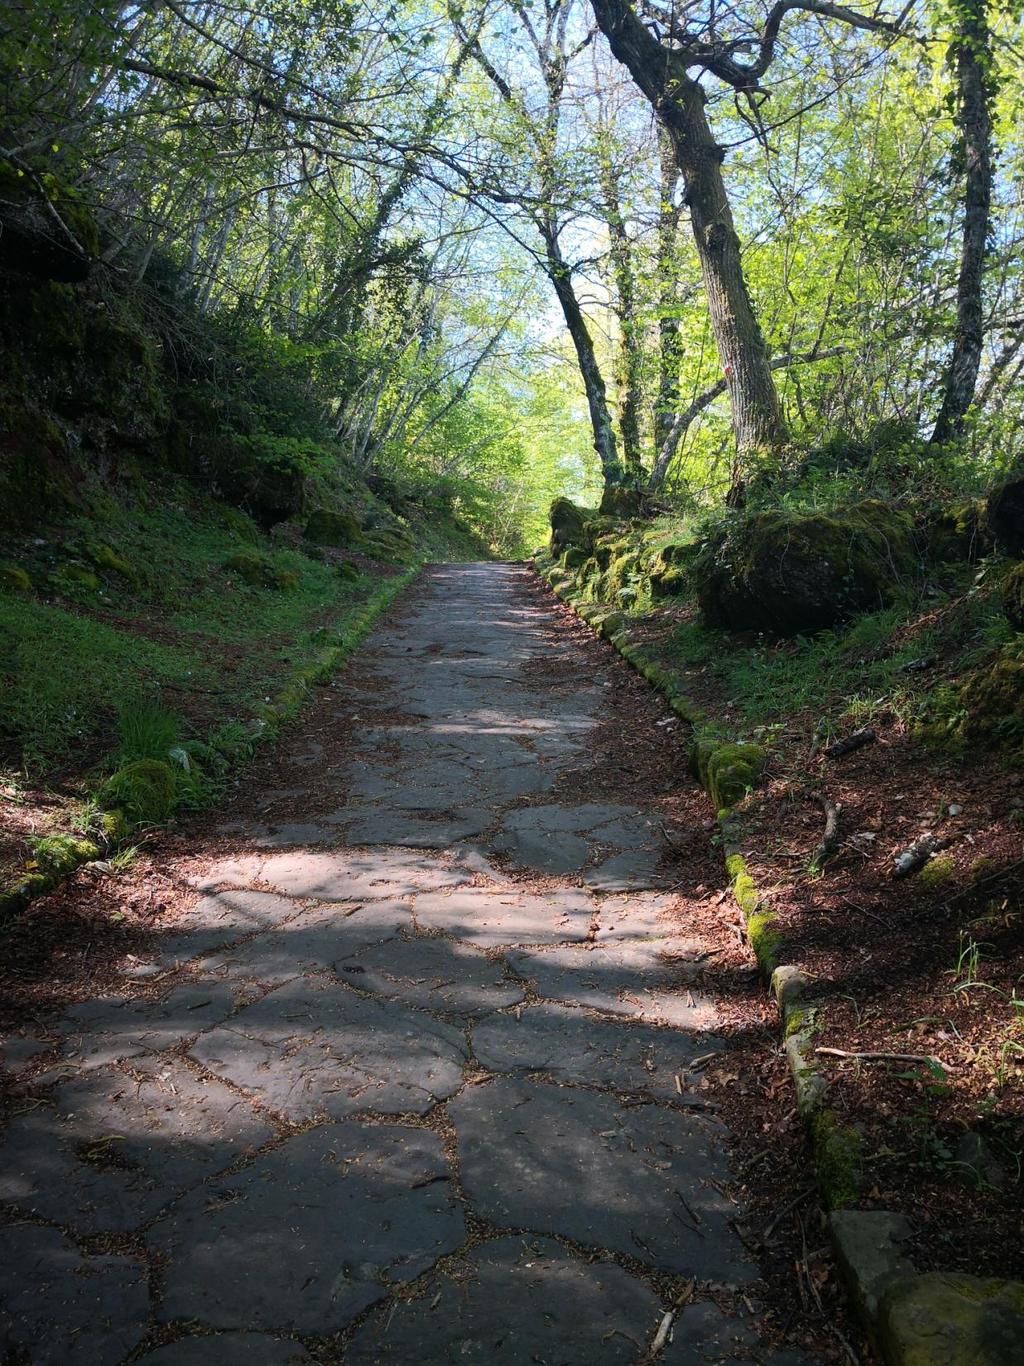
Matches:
[879,1273,1024,1366]
[304,508,363,548]
[222,552,296,590]
[54,564,100,592]
[100,758,176,824]
[1,565,32,593]
[986,475,1024,558]
[84,542,132,577]
[1003,563,1024,632]
[704,741,766,810]
[958,654,1024,745]
[31,833,99,877]
[549,497,590,553]
[812,1109,862,1209]
[335,561,360,582]
[918,855,955,888]
[694,501,915,636]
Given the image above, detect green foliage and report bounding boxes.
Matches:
[115,702,181,765]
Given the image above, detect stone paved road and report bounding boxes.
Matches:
[0,564,812,1365]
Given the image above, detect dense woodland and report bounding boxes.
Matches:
[2,0,1024,1344]
[2,0,1023,536]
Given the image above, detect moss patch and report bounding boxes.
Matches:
[693,501,916,636]
[99,758,177,824]
[1,565,31,593]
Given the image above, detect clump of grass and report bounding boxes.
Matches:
[116,701,182,763]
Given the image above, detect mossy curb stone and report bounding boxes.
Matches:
[879,1274,1024,1366]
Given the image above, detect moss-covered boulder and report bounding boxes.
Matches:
[549,498,590,553]
[879,1273,1024,1366]
[693,501,915,636]
[53,563,100,593]
[561,546,588,570]
[922,499,991,564]
[986,476,1024,558]
[304,508,363,548]
[100,758,177,824]
[1003,563,1024,632]
[957,654,1024,745]
[335,561,360,582]
[691,737,766,810]
[84,542,132,577]
[0,565,31,593]
[223,552,295,590]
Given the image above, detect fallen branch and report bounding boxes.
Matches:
[823,728,876,759]
[809,793,842,871]
[892,833,946,879]
[815,1047,948,1072]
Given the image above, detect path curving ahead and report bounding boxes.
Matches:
[0,564,809,1365]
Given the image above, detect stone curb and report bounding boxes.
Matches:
[536,555,1024,1363]
[0,566,419,923]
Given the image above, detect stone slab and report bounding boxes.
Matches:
[153,891,299,967]
[0,1058,273,1233]
[198,900,412,984]
[508,942,716,1026]
[472,1003,722,1097]
[150,1123,465,1333]
[345,1235,662,1364]
[137,1334,313,1364]
[450,1077,752,1280]
[191,975,467,1119]
[414,889,593,947]
[259,849,470,899]
[0,1222,149,1366]
[336,935,525,1016]
[59,980,241,1067]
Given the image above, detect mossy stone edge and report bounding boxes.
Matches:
[0,567,419,923]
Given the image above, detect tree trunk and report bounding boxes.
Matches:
[542,226,623,490]
[930,0,994,445]
[655,129,683,459]
[589,0,788,455]
[597,145,644,473]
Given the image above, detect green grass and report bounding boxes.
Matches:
[662,572,1011,734]
[0,488,397,776]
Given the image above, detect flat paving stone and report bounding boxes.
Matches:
[59,980,241,1066]
[191,975,467,1119]
[334,808,490,848]
[0,1058,273,1233]
[0,1222,149,1366]
[345,1234,662,1364]
[186,855,266,891]
[259,849,470,899]
[472,1002,723,1097]
[414,888,593,947]
[197,900,412,984]
[660,1300,814,1364]
[153,890,300,966]
[508,941,717,1026]
[336,934,525,1016]
[150,1123,465,1333]
[137,1333,313,1364]
[451,1077,752,1281]
[491,803,662,879]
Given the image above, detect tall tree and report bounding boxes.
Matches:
[587,0,907,460]
[930,0,995,444]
